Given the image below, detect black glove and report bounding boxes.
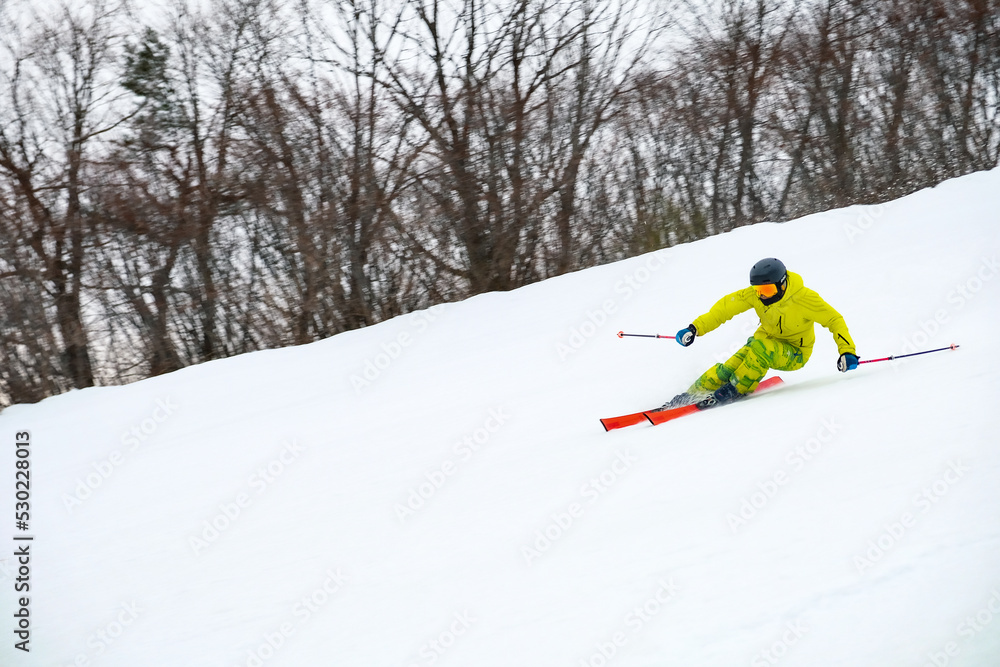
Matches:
[675,324,697,347]
[837,352,859,372]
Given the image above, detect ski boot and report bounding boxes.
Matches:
[696,382,743,409]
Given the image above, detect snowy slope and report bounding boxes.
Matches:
[2,169,1000,667]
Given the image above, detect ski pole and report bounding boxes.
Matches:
[859,343,960,365]
[617,331,673,339]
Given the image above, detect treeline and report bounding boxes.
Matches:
[1,0,997,406]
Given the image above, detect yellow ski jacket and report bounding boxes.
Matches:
[691,271,856,357]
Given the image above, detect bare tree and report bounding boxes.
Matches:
[0,0,130,398]
[368,0,663,293]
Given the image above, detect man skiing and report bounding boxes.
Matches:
[665,258,859,409]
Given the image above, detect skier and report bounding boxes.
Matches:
[664,258,859,409]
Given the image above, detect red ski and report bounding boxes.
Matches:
[600,376,784,431]
[599,410,649,431]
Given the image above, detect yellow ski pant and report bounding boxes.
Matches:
[689,336,809,395]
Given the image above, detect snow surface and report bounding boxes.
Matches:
[2,169,1000,667]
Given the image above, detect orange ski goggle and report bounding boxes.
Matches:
[753,283,779,298]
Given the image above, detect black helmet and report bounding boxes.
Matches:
[749,258,788,304]
[749,258,787,285]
